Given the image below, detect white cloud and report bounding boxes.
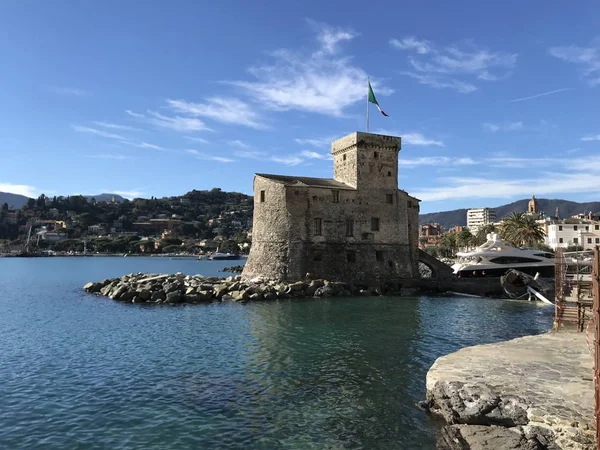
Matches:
[309,20,357,54]
[393,37,517,93]
[294,137,334,148]
[48,86,90,96]
[271,155,304,166]
[375,129,444,146]
[184,136,210,144]
[582,135,600,142]
[234,150,267,159]
[400,72,477,93]
[166,97,265,129]
[127,110,210,133]
[549,42,600,86]
[228,139,250,149]
[186,149,234,163]
[508,88,571,103]
[0,183,38,197]
[92,121,140,131]
[110,190,143,199]
[230,22,388,117]
[136,142,164,150]
[300,150,332,160]
[83,154,132,160]
[400,156,476,167]
[71,125,128,140]
[483,121,523,132]
[389,37,431,54]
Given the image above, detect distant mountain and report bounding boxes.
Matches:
[420,198,600,230]
[83,193,127,203]
[0,192,31,209]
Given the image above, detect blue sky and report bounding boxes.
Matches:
[1,0,599,213]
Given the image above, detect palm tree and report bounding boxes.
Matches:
[456,229,475,250]
[475,224,497,245]
[499,213,545,247]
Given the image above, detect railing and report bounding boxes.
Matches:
[592,247,600,446]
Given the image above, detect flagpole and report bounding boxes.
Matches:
[366,77,370,132]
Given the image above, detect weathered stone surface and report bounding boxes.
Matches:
[437,425,538,450]
[427,331,596,450]
[151,290,166,302]
[165,291,182,303]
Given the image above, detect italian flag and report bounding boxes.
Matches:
[368,80,388,117]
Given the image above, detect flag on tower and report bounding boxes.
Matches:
[368,80,388,117]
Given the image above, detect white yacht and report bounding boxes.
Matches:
[451,233,555,278]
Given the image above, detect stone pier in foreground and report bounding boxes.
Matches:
[425,331,596,450]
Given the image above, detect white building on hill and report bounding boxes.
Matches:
[467,208,496,234]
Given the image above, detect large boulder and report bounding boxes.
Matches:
[213,284,229,299]
[109,284,129,300]
[306,279,325,296]
[137,289,152,301]
[166,291,182,304]
[151,290,166,302]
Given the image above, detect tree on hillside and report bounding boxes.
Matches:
[456,229,475,250]
[1,202,8,213]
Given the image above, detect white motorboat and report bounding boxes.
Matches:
[451,233,555,278]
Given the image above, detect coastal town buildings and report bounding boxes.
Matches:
[243,132,420,282]
[419,223,442,248]
[466,208,496,234]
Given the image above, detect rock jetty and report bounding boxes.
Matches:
[82,273,410,304]
[220,265,244,273]
[424,331,596,450]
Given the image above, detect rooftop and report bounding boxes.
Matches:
[255,173,355,190]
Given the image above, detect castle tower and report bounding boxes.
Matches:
[528,194,538,214]
[331,132,400,190]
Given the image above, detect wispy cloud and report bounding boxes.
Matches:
[234,150,267,159]
[271,155,304,166]
[83,154,132,160]
[230,22,387,117]
[508,88,571,103]
[48,86,90,96]
[71,125,127,140]
[400,157,475,167]
[0,182,37,197]
[300,150,333,160]
[184,136,210,144]
[309,20,357,54]
[110,190,143,199]
[392,37,517,93]
[549,42,600,86]
[136,142,164,150]
[413,154,600,202]
[92,121,141,131]
[166,97,265,129]
[294,137,335,148]
[582,135,600,142]
[483,121,523,132]
[126,110,210,133]
[375,129,444,146]
[228,140,251,149]
[389,37,432,54]
[186,149,234,163]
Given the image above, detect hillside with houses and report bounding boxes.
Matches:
[0,189,253,255]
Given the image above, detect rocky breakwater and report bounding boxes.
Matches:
[423,331,596,450]
[82,273,403,304]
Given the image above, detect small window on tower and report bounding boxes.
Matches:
[260,190,265,202]
[314,253,322,262]
[343,154,347,161]
[387,171,392,177]
[376,251,384,262]
[371,217,380,232]
[408,200,412,208]
[314,218,322,236]
[332,190,340,203]
[386,194,393,204]
[347,251,356,263]
[374,151,378,158]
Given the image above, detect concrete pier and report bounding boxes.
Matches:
[426,331,596,449]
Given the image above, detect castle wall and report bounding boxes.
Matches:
[242,177,291,280]
[242,132,420,283]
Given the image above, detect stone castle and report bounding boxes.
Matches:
[242,132,420,282]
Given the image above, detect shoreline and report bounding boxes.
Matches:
[423,330,596,450]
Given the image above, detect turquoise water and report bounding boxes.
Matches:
[0,257,553,449]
